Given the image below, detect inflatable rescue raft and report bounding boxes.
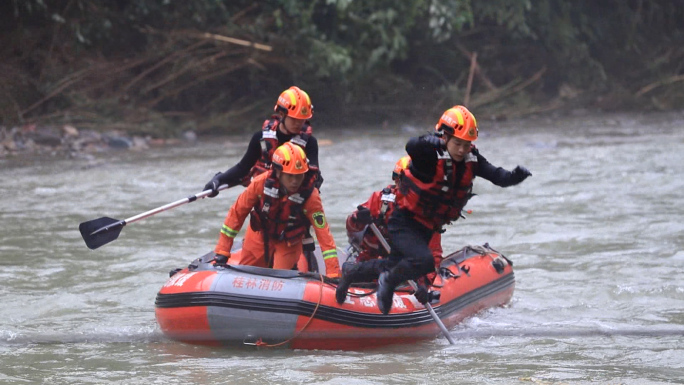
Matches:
[155,244,514,350]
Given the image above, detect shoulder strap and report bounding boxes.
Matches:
[379,186,396,219]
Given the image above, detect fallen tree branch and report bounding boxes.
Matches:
[141,51,231,95]
[464,52,477,107]
[20,66,98,116]
[471,66,546,108]
[141,26,274,52]
[197,98,267,132]
[455,42,497,91]
[22,54,156,118]
[146,62,249,107]
[199,32,272,52]
[229,4,259,23]
[123,40,208,91]
[635,74,684,96]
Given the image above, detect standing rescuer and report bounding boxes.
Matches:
[346,105,531,314]
[213,142,340,277]
[203,86,322,193]
[203,86,323,267]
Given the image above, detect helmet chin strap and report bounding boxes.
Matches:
[279,117,297,135]
[277,114,287,133]
[443,136,458,160]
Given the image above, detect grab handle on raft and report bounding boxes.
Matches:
[79,184,231,250]
[368,223,456,345]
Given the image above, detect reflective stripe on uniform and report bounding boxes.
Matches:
[221,224,238,238]
[322,250,337,260]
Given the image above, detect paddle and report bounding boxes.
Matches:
[79,185,231,250]
[368,223,457,345]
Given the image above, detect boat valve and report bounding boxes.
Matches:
[492,258,505,274]
[243,335,259,346]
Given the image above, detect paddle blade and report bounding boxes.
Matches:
[79,216,125,250]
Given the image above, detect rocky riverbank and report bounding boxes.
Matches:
[0,124,197,159]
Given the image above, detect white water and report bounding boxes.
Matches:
[1,112,683,384]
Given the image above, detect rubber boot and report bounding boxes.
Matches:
[376,260,421,314]
[376,272,396,315]
[335,259,385,304]
[335,263,358,304]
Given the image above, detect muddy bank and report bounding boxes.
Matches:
[0,124,197,159]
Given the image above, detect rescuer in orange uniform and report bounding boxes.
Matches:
[203,86,325,268]
[213,142,340,277]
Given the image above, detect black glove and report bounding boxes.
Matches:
[213,253,229,266]
[354,205,373,225]
[421,135,446,152]
[413,284,429,305]
[203,172,222,198]
[511,165,532,184]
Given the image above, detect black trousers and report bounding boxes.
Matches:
[384,209,435,285]
[349,209,434,284]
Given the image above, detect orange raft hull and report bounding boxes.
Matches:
[155,244,514,350]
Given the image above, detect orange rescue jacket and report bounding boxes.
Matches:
[242,115,313,185]
[347,185,442,263]
[215,172,340,277]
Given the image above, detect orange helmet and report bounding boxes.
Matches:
[435,105,478,141]
[392,155,411,180]
[275,86,313,120]
[271,142,309,174]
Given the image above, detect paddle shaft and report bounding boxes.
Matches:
[80,184,232,249]
[368,223,456,345]
[120,185,229,227]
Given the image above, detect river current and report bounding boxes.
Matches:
[1,112,683,384]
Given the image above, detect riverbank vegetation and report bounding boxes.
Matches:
[2,0,683,139]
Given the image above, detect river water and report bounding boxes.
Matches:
[1,112,683,384]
